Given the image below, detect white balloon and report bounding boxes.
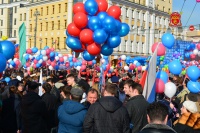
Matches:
[55,56,59,61]
[29,55,33,59]
[8,59,12,63]
[121,55,126,60]
[9,64,13,68]
[39,59,43,64]
[124,66,129,71]
[43,56,48,61]
[133,60,138,65]
[13,58,17,62]
[23,54,26,57]
[198,51,200,57]
[41,50,46,55]
[58,54,63,57]
[36,50,40,55]
[164,82,177,98]
[49,66,54,70]
[114,55,118,59]
[193,49,198,55]
[76,66,81,71]
[68,54,72,57]
[101,59,105,63]
[142,66,147,71]
[63,56,68,62]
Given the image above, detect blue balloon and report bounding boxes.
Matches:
[0,53,7,72]
[102,16,116,32]
[50,57,54,61]
[112,20,122,35]
[168,60,182,75]
[101,44,113,56]
[10,61,16,67]
[50,52,55,57]
[118,23,130,37]
[55,52,59,56]
[97,12,108,23]
[88,16,101,31]
[84,0,98,16]
[25,54,30,60]
[136,62,141,67]
[93,29,108,44]
[187,66,200,81]
[156,71,168,83]
[185,52,190,58]
[32,47,38,53]
[43,46,49,50]
[77,61,82,66]
[102,65,106,71]
[83,51,95,61]
[161,33,175,49]
[36,63,41,68]
[187,81,200,93]
[66,36,82,50]
[39,54,43,59]
[92,60,96,64]
[103,56,109,60]
[107,35,121,48]
[68,57,73,62]
[54,65,59,70]
[0,40,15,60]
[70,62,74,67]
[5,77,10,83]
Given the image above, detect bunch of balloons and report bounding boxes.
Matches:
[0,40,16,72]
[7,58,22,69]
[186,65,200,93]
[66,0,130,61]
[185,43,200,59]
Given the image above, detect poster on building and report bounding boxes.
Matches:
[169,12,182,27]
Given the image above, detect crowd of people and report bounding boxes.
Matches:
[0,66,200,133]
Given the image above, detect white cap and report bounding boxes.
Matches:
[183,101,198,113]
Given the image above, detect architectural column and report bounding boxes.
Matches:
[144,11,150,54]
[67,0,73,25]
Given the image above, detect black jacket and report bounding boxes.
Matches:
[83,96,130,133]
[41,93,58,129]
[125,95,149,133]
[21,91,48,133]
[139,124,177,133]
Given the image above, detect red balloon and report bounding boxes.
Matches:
[155,79,165,93]
[151,42,166,56]
[88,61,93,65]
[73,2,87,14]
[197,43,200,50]
[67,23,81,37]
[73,12,88,28]
[87,42,101,55]
[96,0,108,12]
[74,49,84,53]
[80,29,94,44]
[107,6,121,19]
[46,49,51,55]
[190,54,196,59]
[26,48,32,54]
[51,62,56,67]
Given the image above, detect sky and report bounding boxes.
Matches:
[172,0,200,27]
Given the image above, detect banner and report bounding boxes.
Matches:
[19,22,26,65]
[169,12,182,27]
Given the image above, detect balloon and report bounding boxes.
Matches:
[43,56,48,61]
[76,66,81,71]
[107,35,121,48]
[49,66,54,70]
[55,56,59,61]
[161,33,175,49]
[66,36,82,50]
[193,49,198,55]
[5,77,10,83]
[112,20,122,34]
[80,29,94,44]
[107,5,121,19]
[197,43,200,50]
[118,23,130,37]
[41,50,46,55]
[73,12,88,28]
[156,71,168,83]
[0,41,16,60]
[151,42,166,56]
[190,54,196,59]
[26,48,32,54]
[156,79,165,93]
[88,16,101,31]
[73,2,86,14]
[124,66,129,71]
[93,29,108,44]
[102,16,116,32]
[51,62,56,67]
[121,55,126,60]
[67,23,81,37]
[0,53,6,72]
[50,52,55,57]
[164,82,177,98]
[87,42,101,55]
[101,44,113,56]
[97,12,108,23]
[168,60,182,75]
[84,0,98,15]
[96,0,108,12]
[187,81,200,93]
[187,66,200,81]
[59,57,64,62]
[82,50,95,61]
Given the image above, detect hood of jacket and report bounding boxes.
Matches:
[21,91,41,105]
[63,100,86,115]
[141,124,177,133]
[99,96,122,113]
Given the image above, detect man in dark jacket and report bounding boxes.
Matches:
[124,80,149,133]
[140,102,177,133]
[8,73,19,87]
[58,87,87,133]
[83,83,130,133]
[21,81,48,133]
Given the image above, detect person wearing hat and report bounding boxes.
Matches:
[21,81,48,133]
[58,87,87,133]
[173,101,200,133]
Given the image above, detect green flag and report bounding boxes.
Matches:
[19,22,26,66]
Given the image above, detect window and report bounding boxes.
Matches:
[0,31,2,37]
[20,14,22,21]
[14,30,16,37]
[46,22,48,31]
[1,20,3,26]
[65,3,67,12]
[52,5,54,14]
[40,23,42,31]
[52,21,54,30]
[45,38,47,45]
[51,38,54,47]
[46,6,49,15]
[14,18,16,25]
[64,20,67,28]
[168,8,171,14]
[58,4,61,13]
[30,24,32,32]
[14,7,17,13]
[24,13,26,21]
[57,37,60,49]
[64,37,66,48]
[1,9,3,15]
[30,10,32,18]
[41,7,43,16]
[29,39,31,48]
[58,20,60,30]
